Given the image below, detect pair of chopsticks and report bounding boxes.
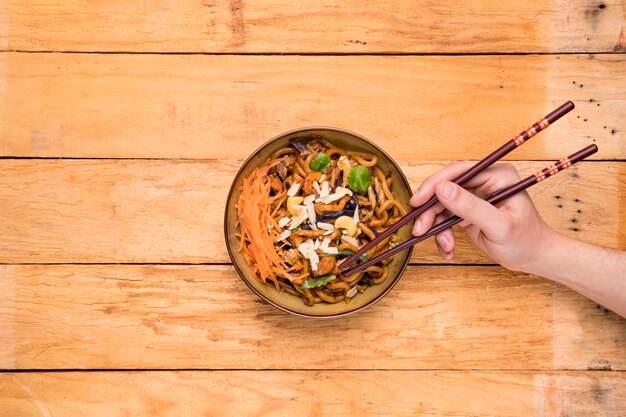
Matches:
[340,101,598,277]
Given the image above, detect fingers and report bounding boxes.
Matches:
[411,207,456,259]
[437,240,453,261]
[435,180,511,240]
[412,207,436,236]
[411,202,446,236]
[467,163,522,200]
[411,161,475,207]
[434,213,455,260]
[411,162,522,207]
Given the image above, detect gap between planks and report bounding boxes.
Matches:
[1,51,625,56]
[1,368,625,373]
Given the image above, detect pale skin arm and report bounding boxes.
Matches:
[410,161,626,318]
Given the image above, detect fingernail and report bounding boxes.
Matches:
[440,181,456,200]
[436,234,450,251]
[413,220,422,234]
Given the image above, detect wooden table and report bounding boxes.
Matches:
[1,2,625,415]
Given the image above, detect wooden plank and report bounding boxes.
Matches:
[1,265,624,370]
[1,1,624,53]
[0,159,623,264]
[0,53,624,160]
[1,371,625,416]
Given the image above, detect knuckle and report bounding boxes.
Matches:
[500,162,516,172]
[448,160,470,171]
[500,163,522,180]
[460,190,478,213]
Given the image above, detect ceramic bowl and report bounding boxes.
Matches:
[224,127,413,318]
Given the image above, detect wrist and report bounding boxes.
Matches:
[520,227,568,279]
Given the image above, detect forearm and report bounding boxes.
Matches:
[526,230,626,317]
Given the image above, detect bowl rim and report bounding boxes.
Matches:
[224,126,414,318]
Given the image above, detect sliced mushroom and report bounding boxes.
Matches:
[275,160,290,180]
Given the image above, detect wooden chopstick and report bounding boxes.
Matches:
[342,144,598,277]
[338,101,575,270]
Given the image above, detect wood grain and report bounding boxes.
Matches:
[1,264,624,370]
[1,1,624,53]
[0,159,622,264]
[2,1,624,410]
[1,371,625,416]
[1,53,624,160]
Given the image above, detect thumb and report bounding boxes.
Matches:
[435,180,508,238]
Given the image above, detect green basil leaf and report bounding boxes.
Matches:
[310,152,331,172]
[348,165,371,194]
[300,274,336,289]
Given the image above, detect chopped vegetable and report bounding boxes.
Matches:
[359,275,373,286]
[321,250,351,257]
[318,209,355,222]
[275,161,290,180]
[310,152,331,172]
[301,274,336,289]
[291,141,306,152]
[237,164,307,288]
[345,194,357,210]
[348,165,371,194]
[321,250,367,262]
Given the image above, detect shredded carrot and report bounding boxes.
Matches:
[286,260,303,272]
[237,163,307,288]
[270,177,282,192]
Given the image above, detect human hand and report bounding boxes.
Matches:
[410,162,557,273]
